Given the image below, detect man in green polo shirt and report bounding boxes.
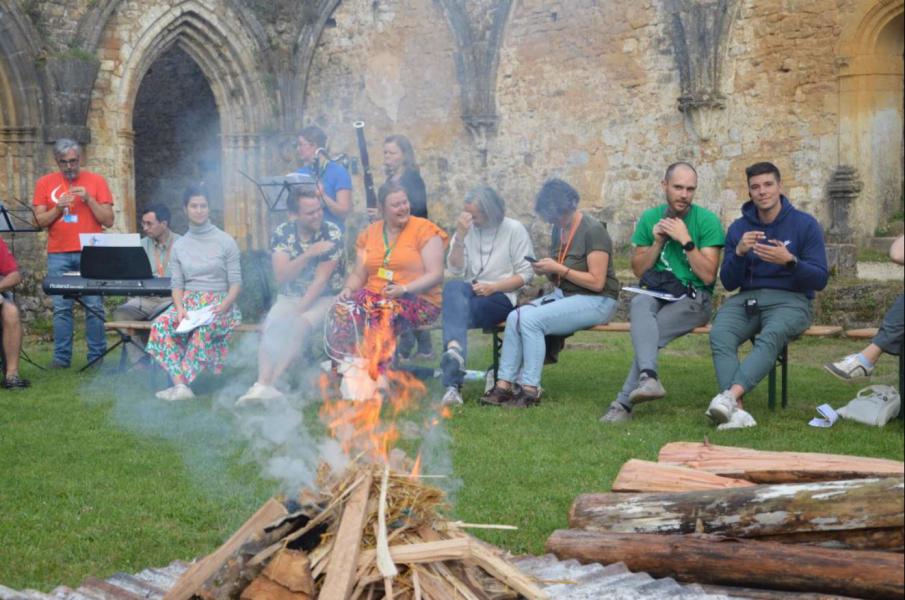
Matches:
[601,162,724,422]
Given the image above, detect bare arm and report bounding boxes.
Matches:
[33,205,62,229]
[688,247,721,286]
[535,250,608,293]
[340,251,369,297]
[85,197,114,228]
[214,283,241,314]
[322,186,352,219]
[890,235,904,265]
[0,270,22,293]
[404,236,445,294]
[631,241,665,278]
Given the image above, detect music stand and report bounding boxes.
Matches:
[0,202,45,372]
[237,169,317,212]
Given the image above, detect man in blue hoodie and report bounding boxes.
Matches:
[707,162,828,428]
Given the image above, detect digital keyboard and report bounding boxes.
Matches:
[43,275,172,297]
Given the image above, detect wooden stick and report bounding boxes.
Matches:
[376,464,399,580]
[659,442,904,483]
[320,471,374,600]
[358,538,472,566]
[411,566,422,600]
[612,459,755,492]
[164,498,288,600]
[468,541,549,600]
[447,521,519,531]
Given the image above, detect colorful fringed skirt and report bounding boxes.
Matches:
[146,290,241,384]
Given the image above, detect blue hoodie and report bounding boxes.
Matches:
[720,196,828,299]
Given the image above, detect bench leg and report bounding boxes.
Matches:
[768,363,777,411]
[780,344,789,409]
[899,342,904,419]
[492,329,502,381]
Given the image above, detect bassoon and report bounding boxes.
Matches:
[353,121,378,211]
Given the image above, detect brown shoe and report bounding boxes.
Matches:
[480,385,514,406]
[501,386,542,408]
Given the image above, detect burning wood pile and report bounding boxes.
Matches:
[163,462,546,599]
[546,441,905,599]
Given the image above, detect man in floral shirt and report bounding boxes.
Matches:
[238,187,344,404]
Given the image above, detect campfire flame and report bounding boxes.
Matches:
[319,308,443,472]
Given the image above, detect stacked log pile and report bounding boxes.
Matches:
[546,442,905,599]
[164,464,548,600]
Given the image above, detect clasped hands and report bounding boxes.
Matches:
[653,217,691,246]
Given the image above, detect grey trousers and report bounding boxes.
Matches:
[710,289,812,393]
[616,292,712,408]
[112,296,172,360]
[874,294,904,355]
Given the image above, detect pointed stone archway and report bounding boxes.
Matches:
[132,45,222,234]
[0,0,44,203]
[87,0,273,247]
[837,0,904,236]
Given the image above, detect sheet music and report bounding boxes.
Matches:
[175,306,216,334]
[622,286,686,302]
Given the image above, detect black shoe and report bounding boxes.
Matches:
[2,375,31,389]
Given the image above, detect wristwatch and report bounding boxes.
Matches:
[682,240,695,252]
[786,255,799,269]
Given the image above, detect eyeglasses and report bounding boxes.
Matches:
[57,159,79,166]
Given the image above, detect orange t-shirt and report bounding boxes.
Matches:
[357,216,449,306]
[33,170,113,253]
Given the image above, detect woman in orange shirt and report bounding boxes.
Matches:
[328,180,447,362]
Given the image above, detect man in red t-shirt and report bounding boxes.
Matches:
[33,138,114,368]
[0,236,30,388]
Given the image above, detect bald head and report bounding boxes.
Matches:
[661,162,698,217]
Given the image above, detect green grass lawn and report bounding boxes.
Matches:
[0,332,902,589]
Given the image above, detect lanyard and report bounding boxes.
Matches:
[557,212,582,264]
[382,224,400,267]
[153,236,173,277]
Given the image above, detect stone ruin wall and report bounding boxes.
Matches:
[0,0,902,324]
[306,0,873,243]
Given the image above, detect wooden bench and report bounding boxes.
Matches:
[483,322,843,410]
[103,320,262,372]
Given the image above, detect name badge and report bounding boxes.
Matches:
[63,213,79,224]
[377,267,394,282]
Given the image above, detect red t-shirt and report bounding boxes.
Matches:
[0,237,18,277]
[32,170,113,253]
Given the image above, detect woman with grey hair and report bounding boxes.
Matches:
[439,186,535,405]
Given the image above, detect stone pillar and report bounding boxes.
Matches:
[222,132,266,249]
[824,165,861,278]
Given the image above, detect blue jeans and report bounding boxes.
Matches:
[47,252,107,365]
[441,280,514,387]
[498,288,617,388]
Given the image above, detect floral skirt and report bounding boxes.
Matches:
[325,288,440,362]
[146,291,241,384]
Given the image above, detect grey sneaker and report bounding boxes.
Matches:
[440,347,466,383]
[600,401,632,423]
[824,354,874,381]
[628,373,666,403]
[441,386,464,406]
[706,390,737,425]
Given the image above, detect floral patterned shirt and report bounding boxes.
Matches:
[271,219,345,297]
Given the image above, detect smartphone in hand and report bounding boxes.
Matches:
[524,256,538,263]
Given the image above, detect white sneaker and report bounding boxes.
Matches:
[706,390,738,425]
[441,386,464,406]
[155,386,177,400]
[237,382,284,406]
[166,384,195,401]
[824,354,874,381]
[717,408,757,430]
